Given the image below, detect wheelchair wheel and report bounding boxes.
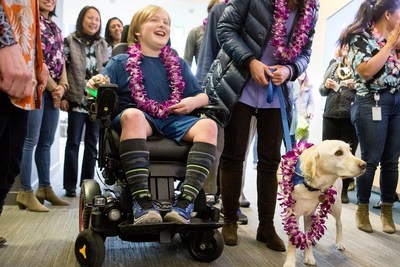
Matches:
[187,230,224,262]
[79,180,101,232]
[75,229,105,267]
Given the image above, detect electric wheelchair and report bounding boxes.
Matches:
[74,84,224,267]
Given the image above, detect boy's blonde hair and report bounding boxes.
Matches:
[127,5,171,44]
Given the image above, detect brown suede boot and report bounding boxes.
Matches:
[36,186,69,206]
[256,170,286,252]
[221,223,238,246]
[16,190,49,212]
[356,203,373,233]
[381,202,396,234]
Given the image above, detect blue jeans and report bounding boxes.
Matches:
[0,93,28,212]
[63,110,99,190]
[351,91,400,204]
[20,90,60,190]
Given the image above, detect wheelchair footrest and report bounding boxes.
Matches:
[117,218,223,243]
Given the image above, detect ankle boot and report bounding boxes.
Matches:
[221,222,238,246]
[356,203,372,233]
[256,225,286,252]
[381,202,396,234]
[36,186,69,206]
[16,190,49,212]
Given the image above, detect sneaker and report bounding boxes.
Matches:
[133,197,162,225]
[164,196,194,224]
[237,209,248,225]
[220,205,248,225]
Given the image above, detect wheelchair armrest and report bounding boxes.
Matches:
[191,104,226,117]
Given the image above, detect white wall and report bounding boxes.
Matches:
[60,0,209,57]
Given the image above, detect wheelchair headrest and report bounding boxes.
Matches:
[112,43,128,57]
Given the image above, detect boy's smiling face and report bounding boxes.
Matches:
[137,10,170,55]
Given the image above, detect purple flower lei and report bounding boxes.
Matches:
[126,43,185,118]
[270,0,316,64]
[278,142,337,250]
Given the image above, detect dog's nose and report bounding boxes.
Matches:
[359,161,367,170]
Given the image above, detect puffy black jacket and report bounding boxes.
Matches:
[214,0,319,124]
[319,59,356,118]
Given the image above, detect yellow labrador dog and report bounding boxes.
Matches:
[281,140,366,267]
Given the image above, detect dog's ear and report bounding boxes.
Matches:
[301,146,319,178]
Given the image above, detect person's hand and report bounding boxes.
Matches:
[169,97,196,115]
[52,85,65,108]
[0,44,34,98]
[325,78,339,90]
[268,65,291,85]
[86,74,110,89]
[248,59,274,86]
[60,99,69,112]
[386,19,400,49]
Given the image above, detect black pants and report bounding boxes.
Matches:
[220,102,283,223]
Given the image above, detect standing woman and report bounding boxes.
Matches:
[319,45,358,204]
[295,70,314,141]
[105,17,123,48]
[61,6,110,197]
[17,0,69,212]
[214,0,319,250]
[339,0,400,234]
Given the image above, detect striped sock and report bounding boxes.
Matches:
[182,142,216,201]
[119,139,151,200]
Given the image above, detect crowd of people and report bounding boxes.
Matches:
[0,0,398,253]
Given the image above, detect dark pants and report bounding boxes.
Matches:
[63,111,99,190]
[322,116,359,192]
[220,102,283,224]
[0,93,28,212]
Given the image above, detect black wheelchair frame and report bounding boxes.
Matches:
[74,84,224,267]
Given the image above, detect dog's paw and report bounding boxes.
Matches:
[283,261,295,267]
[336,242,346,251]
[304,256,316,266]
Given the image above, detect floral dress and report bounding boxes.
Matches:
[348,29,400,96]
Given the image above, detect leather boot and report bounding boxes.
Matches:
[221,222,238,246]
[381,202,396,234]
[356,203,372,233]
[36,186,69,206]
[0,236,6,245]
[256,170,285,252]
[16,190,49,212]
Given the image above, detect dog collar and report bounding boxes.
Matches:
[293,160,320,192]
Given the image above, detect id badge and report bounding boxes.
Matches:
[372,106,382,121]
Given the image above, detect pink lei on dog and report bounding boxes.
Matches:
[278,142,337,249]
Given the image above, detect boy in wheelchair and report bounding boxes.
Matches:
[87,5,217,225]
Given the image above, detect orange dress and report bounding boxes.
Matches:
[1,0,44,110]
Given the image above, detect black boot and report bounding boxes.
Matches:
[256,171,285,252]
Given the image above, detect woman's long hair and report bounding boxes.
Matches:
[338,0,400,48]
[75,6,102,40]
[104,17,123,46]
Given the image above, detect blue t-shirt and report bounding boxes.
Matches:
[102,52,203,114]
